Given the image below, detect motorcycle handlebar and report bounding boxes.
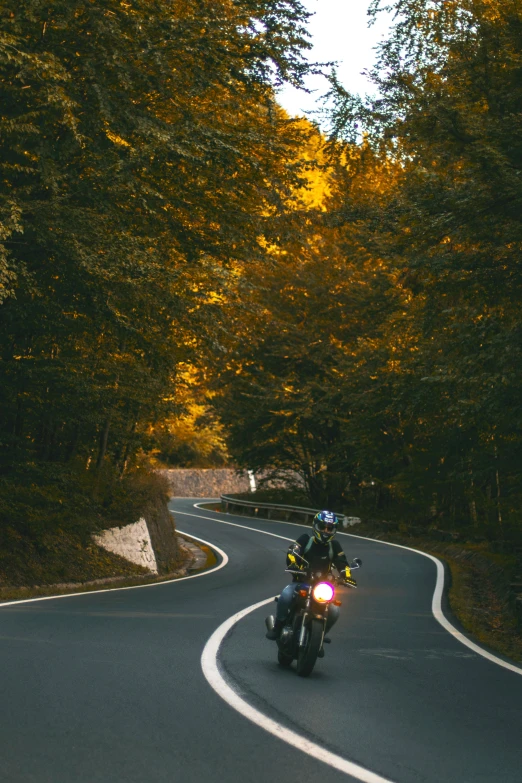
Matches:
[285,570,356,585]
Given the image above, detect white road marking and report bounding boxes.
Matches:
[177,509,296,542]
[347,532,522,676]
[185,505,522,677]
[201,598,397,783]
[2,498,517,779]
[0,530,228,609]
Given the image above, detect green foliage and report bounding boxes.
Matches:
[6,0,521,554]
[214,1,522,543]
[318,0,522,536]
[145,366,229,467]
[0,0,313,539]
[213,135,400,507]
[0,462,169,585]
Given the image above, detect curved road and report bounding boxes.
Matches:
[1,498,521,783]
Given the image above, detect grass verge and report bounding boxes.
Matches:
[0,532,217,603]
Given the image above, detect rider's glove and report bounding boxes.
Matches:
[343,566,357,587]
[286,552,303,570]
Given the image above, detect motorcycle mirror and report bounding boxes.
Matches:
[351,558,362,568]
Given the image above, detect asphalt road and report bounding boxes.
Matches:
[1,498,521,783]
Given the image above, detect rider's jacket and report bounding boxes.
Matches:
[287,534,349,579]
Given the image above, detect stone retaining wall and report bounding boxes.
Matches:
[142,490,180,572]
[159,468,251,497]
[158,468,305,498]
[93,518,158,573]
[94,488,181,575]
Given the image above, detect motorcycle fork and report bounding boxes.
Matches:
[319,605,329,648]
[299,603,328,648]
[298,597,311,647]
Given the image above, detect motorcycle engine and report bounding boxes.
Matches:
[280,627,293,644]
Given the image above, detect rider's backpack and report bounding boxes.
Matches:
[303,535,334,562]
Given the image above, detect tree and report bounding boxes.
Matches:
[213,132,401,507]
[325,0,522,536]
[0,1,315,540]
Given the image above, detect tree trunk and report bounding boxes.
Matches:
[468,460,478,524]
[494,444,503,540]
[66,423,81,462]
[13,394,23,438]
[118,419,137,476]
[39,415,53,460]
[96,418,111,471]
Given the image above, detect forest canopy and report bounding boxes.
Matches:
[0,0,313,544]
[1,0,521,551]
[213,0,522,543]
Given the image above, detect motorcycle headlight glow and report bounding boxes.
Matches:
[312,582,334,603]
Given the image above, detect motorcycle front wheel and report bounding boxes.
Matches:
[296,618,323,677]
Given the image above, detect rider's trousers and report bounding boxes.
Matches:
[276,583,340,632]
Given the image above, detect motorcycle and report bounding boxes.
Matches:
[265,555,362,677]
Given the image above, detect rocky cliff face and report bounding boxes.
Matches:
[93,519,158,573]
[145,495,180,573]
[94,485,181,575]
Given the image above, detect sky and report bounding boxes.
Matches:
[276,0,392,119]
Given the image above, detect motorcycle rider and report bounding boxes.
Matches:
[266,510,357,641]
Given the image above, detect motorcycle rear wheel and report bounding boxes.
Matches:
[296,619,323,677]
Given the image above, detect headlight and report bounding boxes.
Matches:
[312,582,334,603]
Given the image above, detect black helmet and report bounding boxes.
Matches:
[312,510,339,544]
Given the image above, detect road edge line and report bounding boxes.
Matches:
[188,504,522,677]
[0,530,228,609]
[200,598,397,783]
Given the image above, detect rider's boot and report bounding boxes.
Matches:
[265,618,284,640]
